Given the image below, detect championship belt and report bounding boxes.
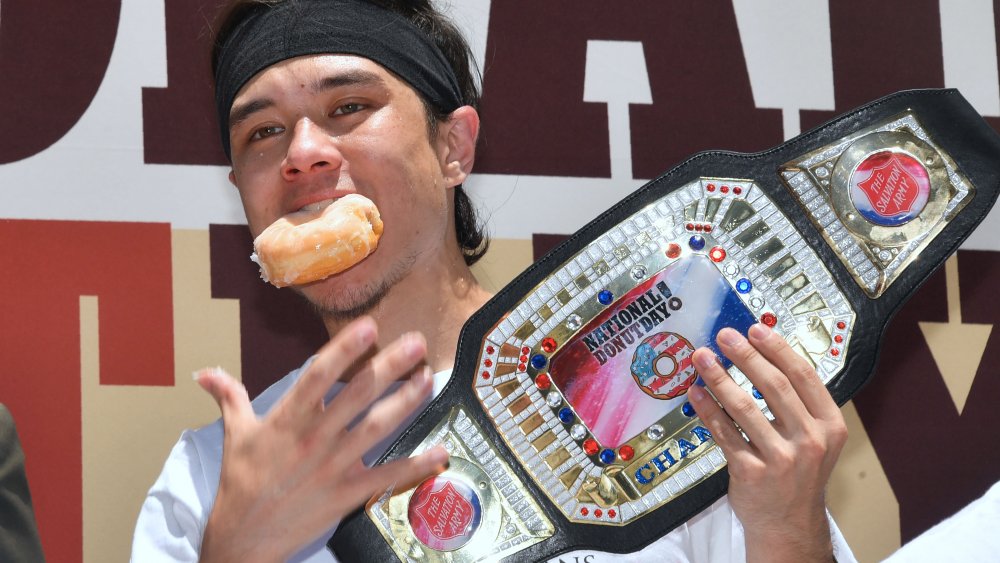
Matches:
[331,89,1000,561]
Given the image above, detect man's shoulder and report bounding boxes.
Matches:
[248,358,314,416]
[184,359,314,450]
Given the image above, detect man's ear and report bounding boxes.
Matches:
[438,105,480,188]
[228,169,237,187]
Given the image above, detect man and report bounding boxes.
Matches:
[133,1,854,561]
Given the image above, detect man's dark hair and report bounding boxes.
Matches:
[211,0,489,266]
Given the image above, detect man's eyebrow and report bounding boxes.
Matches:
[228,70,386,130]
[315,69,387,92]
[229,98,274,130]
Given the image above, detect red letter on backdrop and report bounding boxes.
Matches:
[476,0,783,179]
[800,0,944,130]
[0,1,120,164]
[0,220,174,562]
[142,0,228,165]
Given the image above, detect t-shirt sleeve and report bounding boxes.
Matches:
[131,432,214,562]
[829,510,858,563]
[880,481,1000,562]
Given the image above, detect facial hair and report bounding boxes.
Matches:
[301,249,418,322]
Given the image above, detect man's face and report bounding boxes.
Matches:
[227,54,455,316]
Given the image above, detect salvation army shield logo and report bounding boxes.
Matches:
[630,332,697,400]
[407,476,482,551]
[849,151,931,226]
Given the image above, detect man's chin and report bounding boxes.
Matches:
[295,277,391,322]
[294,250,415,322]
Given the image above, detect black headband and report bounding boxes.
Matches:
[214,0,464,160]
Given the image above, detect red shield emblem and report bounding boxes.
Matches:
[411,480,474,542]
[856,152,921,217]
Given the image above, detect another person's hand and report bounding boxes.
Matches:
[195,316,448,563]
[688,324,847,563]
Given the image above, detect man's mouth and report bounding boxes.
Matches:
[298,198,335,213]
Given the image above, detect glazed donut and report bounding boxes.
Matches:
[251,194,383,287]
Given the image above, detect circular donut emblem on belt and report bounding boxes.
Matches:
[630,332,697,400]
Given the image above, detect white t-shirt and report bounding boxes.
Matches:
[132,362,856,562]
[881,480,1000,562]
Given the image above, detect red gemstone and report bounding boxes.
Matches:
[666,243,682,259]
[721,185,730,193]
[619,445,635,461]
[521,346,530,355]
[519,355,528,363]
[694,224,704,232]
[834,335,843,343]
[486,346,495,355]
[733,186,743,195]
[535,373,551,390]
[483,359,493,367]
[761,312,777,327]
[608,509,617,518]
[709,247,727,262]
[581,507,589,516]
[518,363,526,372]
[481,371,490,379]
[686,222,694,231]
[837,321,846,330]
[704,225,713,232]
[595,509,603,518]
[707,184,716,192]
[583,439,599,456]
[542,337,557,353]
[831,348,841,357]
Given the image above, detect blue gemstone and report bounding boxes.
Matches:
[558,407,574,424]
[530,354,547,369]
[598,290,614,305]
[599,449,616,464]
[689,235,706,251]
[752,387,763,400]
[682,402,695,417]
[736,278,752,294]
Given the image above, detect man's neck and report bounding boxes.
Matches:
[322,249,492,375]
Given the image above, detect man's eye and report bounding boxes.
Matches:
[333,102,365,116]
[250,125,284,141]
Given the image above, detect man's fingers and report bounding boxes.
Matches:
[714,326,813,427]
[744,323,841,421]
[322,332,428,435]
[340,446,450,510]
[194,367,256,429]
[280,316,378,419]
[334,366,434,456]
[687,383,751,458]
[692,346,777,446]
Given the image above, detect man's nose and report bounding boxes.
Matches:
[281,118,342,181]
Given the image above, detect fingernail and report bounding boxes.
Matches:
[718,328,742,347]
[429,446,450,466]
[415,366,432,387]
[689,385,706,402]
[356,320,376,346]
[403,332,426,356]
[749,323,772,340]
[192,366,227,381]
[693,349,716,372]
